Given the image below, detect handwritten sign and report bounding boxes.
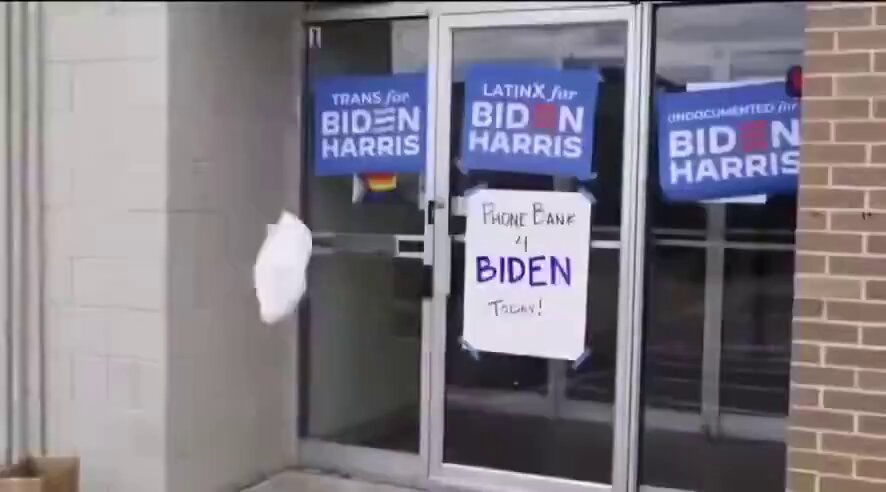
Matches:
[313,73,426,176]
[463,189,591,360]
[461,65,601,180]
[657,82,800,201]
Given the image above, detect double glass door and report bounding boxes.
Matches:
[299,2,799,492]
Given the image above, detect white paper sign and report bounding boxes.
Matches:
[463,189,591,360]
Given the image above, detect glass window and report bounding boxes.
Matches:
[640,3,804,491]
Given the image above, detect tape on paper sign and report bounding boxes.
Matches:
[461,65,601,180]
[657,82,800,202]
[314,73,427,176]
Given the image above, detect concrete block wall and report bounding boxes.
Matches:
[165,3,300,490]
[43,2,302,491]
[789,3,886,492]
[43,3,169,492]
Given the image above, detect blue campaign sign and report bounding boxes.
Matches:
[657,82,800,202]
[313,73,426,176]
[461,65,601,180]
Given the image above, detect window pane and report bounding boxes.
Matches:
[642,3,802,491]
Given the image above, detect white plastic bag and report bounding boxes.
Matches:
[253,210,313,324]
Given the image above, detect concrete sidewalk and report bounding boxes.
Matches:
[245,471,418,492]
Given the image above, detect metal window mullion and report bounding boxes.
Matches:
[701,203,725,439]
[0,0,11,467]
[7,1,27,462]
[24,2,44,456]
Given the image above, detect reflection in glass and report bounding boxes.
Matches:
[641,3,802,491]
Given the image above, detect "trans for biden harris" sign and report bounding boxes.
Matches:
[313,73,426,176]
[461,65,601,180]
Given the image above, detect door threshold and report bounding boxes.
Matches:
[242,470,420,492]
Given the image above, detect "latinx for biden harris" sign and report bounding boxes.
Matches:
[462,189,591,361]
[313,73,426,176]
[657,82,800,202]
[461,65,601,180]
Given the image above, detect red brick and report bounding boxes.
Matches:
[880,5,886,26]
[826,346,886,369]
[860,415,886,435]
[795,298,825,317]
[792,365,855,386]
[863,327,886,346]
[872,145,886,164]
[839,29,886,50]
[795,320,860,343]
[868,281,886,301]
[797,232,863,254]
[857,459,886,480]
[802,143,867,164]
[830,256,886,276]
[836,121,886,142]
[796,276,861,300]
[790,407,855,431]
[876,100,886,119]
[871,191,886,209]
[822,433,886,458]
[877,52,886,72]
[788,471,816,492]
[809,7,873,29]
[824,390,886,413]
[788,450,853,474]
[807,31,836,51]
[797,210,827,230]
[797,254,827,274]
[804,76,833,97]
[788,429,819,449]
[821,476,886,492]
[859,370,886,391]
[805,98,870,120]
[800,166,830,185]
[868,235,886,254]
[807,52,871,74]
[802,122,832,143]
[800,188,864,209]
[794,343,822,364]
[832,167,886,186]
[836,75,886,96]
[831,212,886,233]
[791,386,821,407]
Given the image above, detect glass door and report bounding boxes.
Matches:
[429,6,644,492]
[298,18,432,487]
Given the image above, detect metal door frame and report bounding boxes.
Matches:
[426,4,651,492]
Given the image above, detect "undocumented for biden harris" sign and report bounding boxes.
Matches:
[657,82,800,202]
[461,65,601,180]
[313,73,426,176]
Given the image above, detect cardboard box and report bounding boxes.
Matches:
[0,457,78,492]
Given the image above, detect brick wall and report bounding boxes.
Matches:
[790,3,886,492]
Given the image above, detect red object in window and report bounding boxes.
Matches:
[738,120,769,152]
[787,65,802,98]
[532,103,558,130]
